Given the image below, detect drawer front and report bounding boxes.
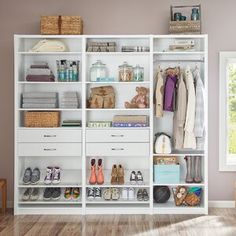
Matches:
[17,129,82,143]
[86,143,149,156]
[86,129,149,143]
[18,143,82,156]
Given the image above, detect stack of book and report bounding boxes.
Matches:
[112,115,149,127]
[61,120,81,127]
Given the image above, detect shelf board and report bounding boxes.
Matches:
[153,151,205,157]
[153,180,205,187]
[18,81,82,84]
[86,108,150,111]
[86,127,150,130]
[19,108,82,111]
[19,199,82,205]
[17,52,82,55]
[18,127,82,130]
[85,81,150,84]
[86,199,149,204]
[153,51,205,55]
[86,52,150,56]
[86,184,150,188]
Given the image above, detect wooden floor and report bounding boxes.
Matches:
[0,208,236,236]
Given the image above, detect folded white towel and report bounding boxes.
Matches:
[29,39,67,52]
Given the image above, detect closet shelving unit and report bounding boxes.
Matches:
[14,34,208,215]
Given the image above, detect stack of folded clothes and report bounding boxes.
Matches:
[22,92,58,108]
[112,115,149,127]
[61,120,82,127]
[60,92,79,109]
[26,62,55,82]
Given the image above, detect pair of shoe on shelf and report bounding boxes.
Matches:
[64,188,80,200]
[130,171,144,185]
[121,187,135,200]
[111,164,124,185]
[23,167,40,185]
[43,188,61,201]
[44,167,61,185]
[137,189,149,201]
[87,187,102,200]
[185,156,202,183]
[103,188,120,200]
[89,159,104,185]
[22,188,39,201]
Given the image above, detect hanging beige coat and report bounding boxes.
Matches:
[155,68,164,117]
[173,72,187,149]
[183,66,196,149]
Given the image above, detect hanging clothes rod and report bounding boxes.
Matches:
[154,58,205,63]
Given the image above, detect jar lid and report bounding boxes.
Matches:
[119,61,132,68]
[134,64,144,69]
[92,60,106,66]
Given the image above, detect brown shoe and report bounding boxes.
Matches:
[117,164,125,185]
[111,164,118,184]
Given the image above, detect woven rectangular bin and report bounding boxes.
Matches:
[41,16,83,35]
[169,20,201,34]
[24,111,60,127]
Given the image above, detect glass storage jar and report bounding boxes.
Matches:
[118,62,133,82]
[133,64,144,81]
[90,60,108,82]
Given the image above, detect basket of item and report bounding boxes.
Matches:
[24,111,60,127]
[169,5,201,34]
[41,16,83,35]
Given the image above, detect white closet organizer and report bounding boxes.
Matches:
[14,35,208,215]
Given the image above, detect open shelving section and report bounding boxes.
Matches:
[14,34,208,215]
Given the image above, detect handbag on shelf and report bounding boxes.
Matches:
[154,132,172,154]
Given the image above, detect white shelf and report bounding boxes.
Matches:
[153,51,205,55]
[18,52,82,55]
[86,199,149,204]
[18,81,82,84]
[85,81,150,84]
[18,127,82,130]
[19,108,82,111]
[153,151,205,157]
[86,127,150,130]
[86,108,150,111]
[19,199,82,205]
[153,180,205,187]
[86,52,150,56]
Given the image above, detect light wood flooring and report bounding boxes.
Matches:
[0,208,236,236]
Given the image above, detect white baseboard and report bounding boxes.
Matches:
[209,201,235,208]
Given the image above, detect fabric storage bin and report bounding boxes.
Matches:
[153,164,180,184]
[24,111,60,127]
[41,16,83,35]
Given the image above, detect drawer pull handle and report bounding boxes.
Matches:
[44,135,57,138]
[111,148,124,151]
[44,148,57,151]
[111,135,124,137]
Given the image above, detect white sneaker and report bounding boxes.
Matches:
[128,187,135,200]
[122,188,128,200]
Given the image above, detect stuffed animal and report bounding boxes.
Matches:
[125,86,149,109]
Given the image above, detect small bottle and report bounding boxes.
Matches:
[72,61,78,81]
[59,60,66,82]
[191,8,199,21]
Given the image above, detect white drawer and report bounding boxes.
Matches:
[86,129,149,143]
[18,143,82,156]
[86,143,149,156]
[17,129,82,143]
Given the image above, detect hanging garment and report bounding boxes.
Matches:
[163,68,178,112]
[155,67,164,117]
[173,72,187,149]
[194,69,205,150]
[183,66,196,149]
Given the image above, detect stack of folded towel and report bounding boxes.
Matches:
[112,115,149,127]
[60,92,79,109]
[62,120,82,127]
[26,62,55,82]
[22,92,58,108]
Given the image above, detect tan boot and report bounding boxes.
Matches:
[111,164,118,184]
[117,164,125,185]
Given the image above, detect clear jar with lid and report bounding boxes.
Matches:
[133,64,144,81]
[90,60,108,82]
[118,61,133,82]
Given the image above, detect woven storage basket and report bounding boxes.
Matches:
[24,111,60,127]
[41,16,83,35]
[169,20,201,34]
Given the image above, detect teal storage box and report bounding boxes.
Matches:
[153,164,180,184]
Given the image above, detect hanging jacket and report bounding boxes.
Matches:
[183,66,196,149]
[173,72,187,149]
[155,68,164,117]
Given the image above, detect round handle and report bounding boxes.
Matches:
[43,135,57,138]
[111,148,124,151]
[111,134,124,137]
[43,148,57,151]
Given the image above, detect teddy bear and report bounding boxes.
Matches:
[125,86,149,109]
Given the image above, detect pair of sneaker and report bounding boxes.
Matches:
[64,188,80,200]
[22,188,39,201]
[121,187,135,200]
[23,167,40,185]
[103,188,120,200]
[87,187,101,200]
[43,188,61,201]
[130,171,143,185]
[137,189,149,201]
[44,167,61,185]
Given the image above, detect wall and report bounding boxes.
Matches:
[0,0,236,202]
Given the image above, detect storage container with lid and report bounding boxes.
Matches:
[90,60,108,82]
[133,64,144,81]
[118,61,133,82]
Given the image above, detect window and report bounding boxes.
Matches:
[219,52,236,171]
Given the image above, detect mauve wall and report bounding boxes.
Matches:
[0,0,236,203]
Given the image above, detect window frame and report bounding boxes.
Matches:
[219,51,236,171]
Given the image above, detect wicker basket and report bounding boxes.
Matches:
[24,111,60,127]
[169,20,201,34]
[41,16,83,35]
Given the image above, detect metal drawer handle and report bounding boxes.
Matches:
[44,148,57,151]
[111,135,124,137]
[44,135,57,138]
[111,148,124,151]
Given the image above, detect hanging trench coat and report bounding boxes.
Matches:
[155,69,164,117]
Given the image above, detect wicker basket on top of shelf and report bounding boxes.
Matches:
[41,16,83,35]
[169,5,201,34]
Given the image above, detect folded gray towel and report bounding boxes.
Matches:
[27,68,51,75]
[23,98,57,104]
[23,92,57,99]
[22,103,57,108]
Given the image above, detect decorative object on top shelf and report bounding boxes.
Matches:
[112,115,149,127]
[87,42,116,52]
[185,156,202,183]
[87,121,112,128]
[169,5,201,34]
[29,39,67,52]
[172,186,202,206]
[153,186,171,203]
[124,87,149,109]
[154,133,172,154]
[40,16,83,35]
[57,60,79,82]
[121,46,150,52]
[90,60,109,82]
[88,86,115,109]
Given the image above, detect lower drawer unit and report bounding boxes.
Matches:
[153,164,180,184]
[18,143,82,156]
[86,143,149,156]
